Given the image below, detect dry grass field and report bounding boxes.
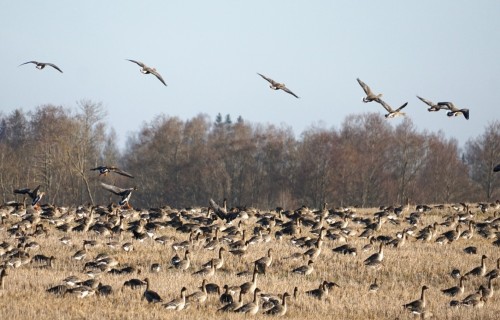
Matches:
[0,202,498,319]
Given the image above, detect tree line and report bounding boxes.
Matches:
[0,101,499,209]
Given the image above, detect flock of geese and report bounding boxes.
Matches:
[1,163,499,318]
[18,59,470,120]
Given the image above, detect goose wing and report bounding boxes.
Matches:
[376,99,394,113]
[19,61,38,67]
[45,63,63,73]
[395,102,408,112]
[416,95,434,107]
[357,78,373,95]
[110,167,135,178]
[101,183,126,195]
[126,59,146,68]
[437,102,456,111]
[281,86,300,98]
[150,69,167,86]
[257,73,278,86]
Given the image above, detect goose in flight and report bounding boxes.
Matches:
[14,185,44,207]
[376,99,408,118]
[494,164,500,172]
[19,61,63,73]
[257,73,299,98]
[416,96,450,112]
[91,166,134,178]
[127,59,167,86]
[101,183,137,207]
[437,102,469,120]
[357,78,382,103]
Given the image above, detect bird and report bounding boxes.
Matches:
[19,61,63,73]
[416,95,450,112]
[163,287,188,311]
[186,279,208,305]
[257,73,299,98]
[437,102,469,120]
[142,278,163,303]
[493,164,500,172]
[100,183,137,208]
[292,259,314,276]
[90,166,134,178]
[369,278,380,293]
[219,284,233,305]
[218,290,243,312]
[13,185,44,207]
[263,292,290,316]
[403,285,429,314]
[0,268,7,290]
[357,78,382,103]
[126,59,167,86]
[364,243,384,267]
[235,287,261,315]
[305,280,330,299]
[441,276,466,297]
[375,99,408,118]
[464,255,488,277]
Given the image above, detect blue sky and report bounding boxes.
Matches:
[2,1,499,148]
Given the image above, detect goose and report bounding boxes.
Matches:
[192,259,216,277]
[437,102,469,120]
[461,287,486,307]
[100,183,137,208]
[441,276,466,297]
[257,73,299,98]
[201,247,225,270]
[163,287,188,311]
[292,259,314,276]
[494,164,500,172]
[484,258,499,279]
[264,292,290,316]
[0,268,6,290]
[13,185,44,207]
[143,278,163,303]
[240,264,259,294]
[173,250,191,271]
[369,278,380,293]
[255,248,273,272]
[364,243,384,267]
[481,276,495,301]
[465,255,487,277]
[127,59,167,86]
[19,61,63,73]
[218,290,243,312]
[186,279,208,305]
[375,99,408,118]
[416,95,450,112]
[403,285,429,313]
[90,166,134,178]
[219,284,233,305]
[357,78,382,103]
[72,242,89,261]
[235,288,261,315]
[305,280,329,299]
[122,278,147,290]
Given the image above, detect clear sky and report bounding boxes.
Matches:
[2,1,499,148]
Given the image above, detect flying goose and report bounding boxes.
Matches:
[257,73,299,98]
[91,166,134,178]
[100,183,137,208]
[127,59,167,86]
[437,102,469,120]
[416,95,450,112]
[19,61,63,73]
[357,78,382,103]
[13,185,44,207]
[375,99,408,118]
[493,164,500,172]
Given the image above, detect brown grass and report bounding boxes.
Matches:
[0,205,498,319]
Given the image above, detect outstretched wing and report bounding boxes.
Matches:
[416,96,434,107]
[281,86,300,98]
[126,59,146,68]
[395,102,408,112]
[90,166,106,171]
[101,183,125,195]
[14,188,31,195]
[150,69,167,86]
[46,63,63,73]
[111,167,135,178]
[375,99,394,113]
[19,61,38,67]
[356,78,373,95]
[494,164,500,172]
[257,73,277,86]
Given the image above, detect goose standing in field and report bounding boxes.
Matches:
[163,287,188,311]
[441,276,466,297]
[264,292,291,316]
[357,78,382,103]
[218,290,243,312]
[186,279,208,305]
[484,258,499,279]
[19,60,63,73]
[201,247,225,270]
[369,278,380,293]
[375,99,408,118]
[142,278,163,303]
[240,264,259,294]
[364,243,384,267]
[403,285,429,314]
[192,259,216,277]
[255,248,273,273]
[416,95,450,112]
[235,288,261,315]
[437,102,469,120]
[465,255,488,277]
[305,280,330,300]
[292,259,314,276]
[100,183,137,209]
[219,284,233,305]
[0,268,6,290]
[257,73,299,98]
[91,166,134,178]
[127,59,167,86]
